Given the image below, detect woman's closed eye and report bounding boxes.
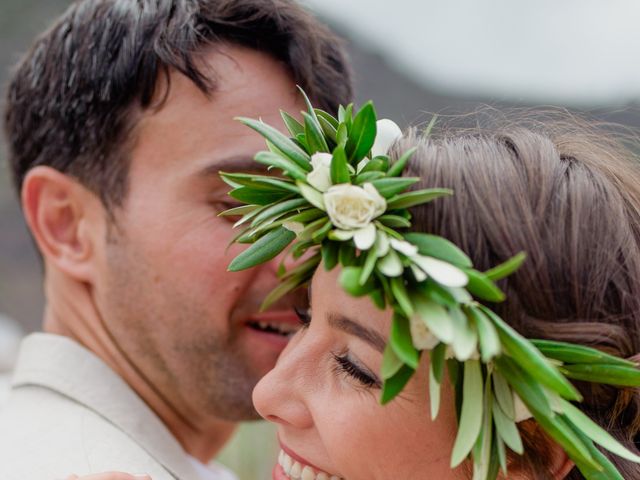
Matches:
[332,352,381,389]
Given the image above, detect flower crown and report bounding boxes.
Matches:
[221,89,640,480]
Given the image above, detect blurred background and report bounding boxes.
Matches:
[1,0,639,478]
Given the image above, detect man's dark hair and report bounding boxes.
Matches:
[4,0,353,210]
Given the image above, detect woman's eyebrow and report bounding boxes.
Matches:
[327,312,385,353]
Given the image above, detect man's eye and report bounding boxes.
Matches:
[294,307,311,328]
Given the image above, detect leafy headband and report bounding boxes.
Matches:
[221,89,640,480]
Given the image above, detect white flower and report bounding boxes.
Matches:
[306,152,333,192]
[323,183,386,231]
[371,119,403,157]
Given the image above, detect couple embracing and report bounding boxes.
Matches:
[2,1,640,480]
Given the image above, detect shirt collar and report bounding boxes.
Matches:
[11,333,204,480]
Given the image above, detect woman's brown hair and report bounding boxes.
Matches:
[398,113,640,479]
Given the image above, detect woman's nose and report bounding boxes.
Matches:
[252,337,314,430]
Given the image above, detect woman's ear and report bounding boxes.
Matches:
[549,445,575,479]
[21,166,104,281]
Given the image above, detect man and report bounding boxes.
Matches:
[0,1,352,478]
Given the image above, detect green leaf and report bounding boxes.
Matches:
[321,241,339,271]
[390,277,414,317]
[560,364,640,387]
[229,187,291,205]
[250,198,309,227]
[283,208,326,224]
[377,215,412,229]
[279,253,321,281]
[492,371,515,420]
[412,295,454,343]
[338,242,356,267]
[495,357,554,418]
[280,110,304,137]
[370,177,421,198]
[403,233,473,268]
[237,117,311,170]
[566,421,626,480]
[310,219,333,243]
[360,156,388,174]
[466,306,501,362]
[429,355,442,420]
[381,343,404,379]
[297,182,326,211]
[484,252,526,282]
[429,343,446,420]
[254,151,309,181]
[218,204,260,217]
[381,364,415,404]
[496,434,507,475]
[390,313,420,369]
[355,171,386,184]
[340,266,376,297]
[560,398,640,462]
[261,270,311,310]
[473,377,495,480]
[483,306,582,401]
[369,289,386,310]
[492,399,524,454]
[387,147,417,177]
[294,217,327,243]
[330,146,350,184]
[465,270,505,302]
[386,188,453,209]
[291,240,314,259]
[450,306,478,361]
[531,410,600,472]
[229,227,296,272]
[303,111,330,154]
[451,360,484,467]
[346,101,377,163]
[431,343,447,382]
[336,122,348,147]
[314,109,339,129]
[360,242,379,285]
[532,340,638,367]
[220,172,299,192]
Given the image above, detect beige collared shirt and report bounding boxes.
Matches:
[0,333,237,480]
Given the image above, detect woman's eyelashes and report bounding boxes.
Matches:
[332,352,381,389]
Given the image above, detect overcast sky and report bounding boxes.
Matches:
[303,0,640,107]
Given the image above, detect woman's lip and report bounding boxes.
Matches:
[278,436,325,474]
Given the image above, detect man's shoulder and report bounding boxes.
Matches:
[0,386,174,480]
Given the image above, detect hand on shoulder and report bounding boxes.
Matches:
[65,473,151,480]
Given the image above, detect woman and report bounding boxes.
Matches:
[72,112,640,479]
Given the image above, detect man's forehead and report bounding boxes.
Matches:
[196,155,269,178]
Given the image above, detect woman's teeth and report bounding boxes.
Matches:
[278,449,342,480]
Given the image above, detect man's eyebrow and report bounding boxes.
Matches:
[196,155,266,177]
[328,313,386,353]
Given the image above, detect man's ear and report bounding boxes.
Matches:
[21,166,104,281]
